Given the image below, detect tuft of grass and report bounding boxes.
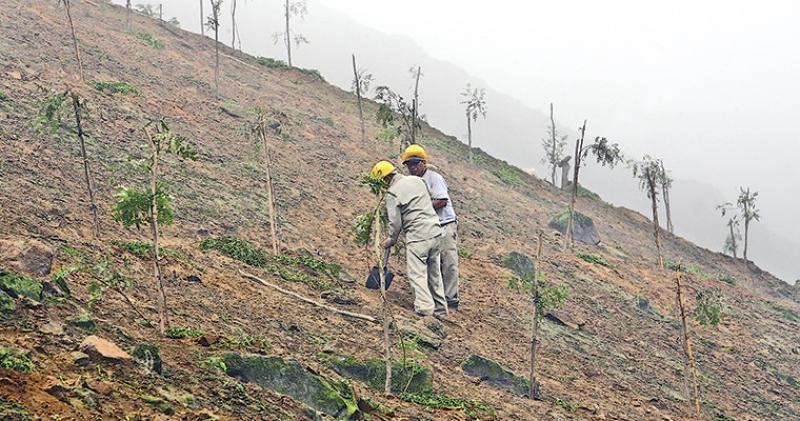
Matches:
[0,91,7,101]
[577,253,614,268]
[718,273,737,286]
[399,392,494,419]
[320,116,335,127]
[256,57,289,69]
[553,398,578,411]
[89,80,139,95]
[458,245,472,259]
[110,239,176,259]
[0,271,43,301]
[200,236,269,267]
[491,165,524,187]
[134,31,164,49]
[665,259,708,277]
[199,356,227,373]
[141,394,174,414]
[0,347,34,372]
[165,326,204,339]
[695,288,726,326]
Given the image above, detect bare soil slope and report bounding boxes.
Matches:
[1,1,799,420]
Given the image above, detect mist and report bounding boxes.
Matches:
[115,0,800,282]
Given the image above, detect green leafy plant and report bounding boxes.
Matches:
[200,236,269,267]
[110,239,176,259]
[0,347,34,372]
[577,253,614,268]
[695,288,726,326]
[457,245,472,259]
[134,31,164,49]
[51,265,78,296]
[89,80,139,95]
[718,273,737,286]
[199,356,227,373]
[112,185,173,229]
[166,326,204,339]
[33,92,70,135]
[492,165,524,187]
[256,56,289,69]
[85,255,134,307]
[553,398,578,411]
[399,392,494,419]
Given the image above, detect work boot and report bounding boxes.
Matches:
[447,301,459,311]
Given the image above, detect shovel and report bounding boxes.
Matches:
[365,248,394,290]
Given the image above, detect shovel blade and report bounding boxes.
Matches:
[365,266,394,290]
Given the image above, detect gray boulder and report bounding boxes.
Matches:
[549,209,600,245]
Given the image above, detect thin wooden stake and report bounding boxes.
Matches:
[62,0,85,82]
[144,127,169,335]
[529,231,543,400]
[70,93,100,239]
[675,269,702,418]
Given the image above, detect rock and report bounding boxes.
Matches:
[397,317,444,350]
[223,353,358,418]
[40,321,65,335]
[0,240,54,276]
[502,252,534,279]
[325,353,433,394]
[548,209,601,245]
[637,297,651,312]
[545,310,583,330]
[67,313,96,331]
[71,351,91,366]
[0,270,43,301]
[84,379,114,396]
[132,343,163,374]
[79,336,132,363]
[185,275,202,283]
[0,290,15,313]
[43,380,72,400]
[461,355,530,396]
[6,70,22,80]
[195,335,221,347]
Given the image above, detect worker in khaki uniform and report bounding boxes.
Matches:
[370,160,448,317]
[402,145,460,310]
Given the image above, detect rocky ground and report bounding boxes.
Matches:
[1,1,799,420]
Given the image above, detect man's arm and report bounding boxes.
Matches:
[427,172,450,210]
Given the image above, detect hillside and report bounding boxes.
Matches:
[1,1,799,420]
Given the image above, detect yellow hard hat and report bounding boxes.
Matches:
[370,160,396,179]
[401,144,428,163]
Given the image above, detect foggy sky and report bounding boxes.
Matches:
[114,0,799,279]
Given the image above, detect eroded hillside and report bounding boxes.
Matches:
[1,1,799,420]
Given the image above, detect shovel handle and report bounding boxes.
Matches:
[382,247,391,268]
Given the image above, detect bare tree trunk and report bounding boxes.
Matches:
[158,4,162,21]
[549,103,557,185]
[743,219,749,262]
[373,199,392,395]
[285,0,292,66]
[660,161,674,234]
[62,0,85,82]
[200,0,205,36]
[675,269,702,418]
[259,124,279,255]
[529,231,543,400]
[559,158,570,189]
[466,111,473,164]
[564,120,586,251]
[211,1,220,99]
[728,221,738,258]
[126,0,132,29]
[144,129,168,335]
[649,176,664,268]
[412,66,421,145]
[352,54,366,144]
[231,0,237,49]
[70,93,100,239]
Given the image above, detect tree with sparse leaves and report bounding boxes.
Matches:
[717,202,741,258]
[374,86,418,152]
[351,55,373,144]
[658,160,674,234]
[461,84,486,164]
[542,103,567,186]
[205,0,223,99]
[274,0,308,67]
[112,119,197,335]
[736,187,760,262]
[632,155,666,268]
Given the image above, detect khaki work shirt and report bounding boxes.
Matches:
[386,173,442,244]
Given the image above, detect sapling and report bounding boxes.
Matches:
[541,103,567,186]
[736,187,760,262]
[243,109,280,255]
[460,84,486,164]
[274,0,309,67]
[631,155,666,268]
[206,0,223,99]
[58,0,84,81]
[112,119,197,335]
[375,86,417,152]
[673,265,701,418]
[351,54,373,144]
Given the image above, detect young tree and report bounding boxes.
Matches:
[632,155,665,268]
[505,244,568,400]
[674,266,702,418]
[274,0,308,67]
[59,0,85,82]
[246,109,280,255]
[717,202,741,258]
[126,0,132,29]
[206,0,223,99]
[541,103,567,186]
[374,86,418,153]
[460,84,487,164]
[564,127,623,249]
[736,187,760,262]
[410,66,422,145]
[230,0,242,50]
[34,91,100,239]
[659,160,674,234]
[200,0,205,36]
[113,120,197,335]
[351,54,373,144]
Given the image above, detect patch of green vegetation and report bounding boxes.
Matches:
[256,57,289,69]
[67,311,96,331]
[220,100,251,119]
[199,356,228,373]
[665,259,708,277]
[0,91,7,101]
[0,271,42,301]
[51,265,77,296]
[577,253,614,268]
[0,397,29,418]
[0,347,34,372]
[491,164,525,187]
[134,31,165,49]
[320,116,335,127]
[577,185,601,200]
[181,74,206,87]
[695,288,726,326]
[89,80,139,95]
[299,68,325,81]
[200,236,269,267]
[227,330,271,353]
[377,125,397,142]
[553,397,578,411]
[110,239,177,259]
[132,343,163,374]
[0,291,15,313]
[141,394,174,414]
[549,208,593,232]
[765,301,800,323]
[457,245,472,259]
[165,326,204,339]
[718,273,737,286]
[398,392,495,420]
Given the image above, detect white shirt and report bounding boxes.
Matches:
[421,169,457,225]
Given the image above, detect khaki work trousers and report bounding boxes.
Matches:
[406,235,447,316]
[439,222,460,305]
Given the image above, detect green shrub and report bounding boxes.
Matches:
[112,185,174,229]
[134,31,164,49]
[0,91,7,101]
[491,165,524,187]
[200,236,269,267]
[0,271,42,300]
[199,356,227,373]
[0,347,34,372]
[665,259,708,277]
[695,288,726,326]
[110,239,176,259]
[553,398,578,411]
[165,326,204,339]
[577,253,614,268]
[256,57,289,69]
[458,245,472,259]
[399,392,494,419]
[89,80,139,95]
[718,274,737,286]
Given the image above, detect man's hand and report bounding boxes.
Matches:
[432,198,448,210]
[383,237,395,249]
